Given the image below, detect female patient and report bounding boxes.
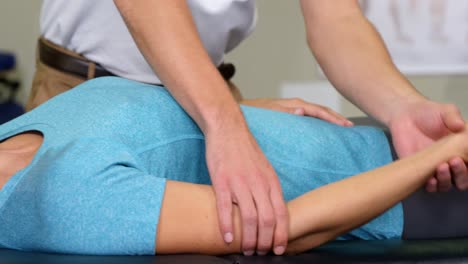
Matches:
[0,77,467,256]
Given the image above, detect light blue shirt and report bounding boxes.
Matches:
[0,77,402,255]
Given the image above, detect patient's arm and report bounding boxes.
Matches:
[156,129,467,255]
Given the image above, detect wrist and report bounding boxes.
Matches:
[450,129,468,161]
[201,100,249,137]
[382,92,427,127]
[419,129,467,168]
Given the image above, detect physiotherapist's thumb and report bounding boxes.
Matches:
[441,105,465,132]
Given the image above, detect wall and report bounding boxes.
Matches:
[0,0,42,104]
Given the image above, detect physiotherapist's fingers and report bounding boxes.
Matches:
[436,163,452,192]
[281,106,305,116]
[253,187,275,255]
[425,176,438,193]
[215,184,234,244]
[292,108,305,116]
[270,185,289,256]
[300,103,352,126]
[255,102,305,116]
[441,104,464,132]
[235,188,258,256]
[312,107,352,126]
[275,106,306,116]
[449,157,468,191]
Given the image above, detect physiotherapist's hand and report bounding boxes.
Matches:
[241,98,353,127]
[205,125,288,256]
[389,99,467,192]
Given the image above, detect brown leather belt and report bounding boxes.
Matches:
[39,38,114,79]
[38,38,235,81]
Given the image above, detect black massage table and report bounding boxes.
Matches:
[2,117,468,264]
[3,238,468,263]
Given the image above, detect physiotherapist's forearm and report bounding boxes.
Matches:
[114,0,245,134]
[301,0,424,125]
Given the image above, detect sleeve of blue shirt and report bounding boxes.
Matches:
[0,138,167,255]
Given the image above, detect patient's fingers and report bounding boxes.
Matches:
[215,183,234,244]
[450,157,468,190]
[436,163,452,192]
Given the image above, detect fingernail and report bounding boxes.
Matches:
[347,121,354,126]
[243,250,255,256]
[224,232,233,243]
[257,251,267,256]
[274,246,285,255]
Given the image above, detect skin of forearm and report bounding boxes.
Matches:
[156,133,465,255]
[114,0,246,134]
[285,134,461,254]
[301,1,425,125]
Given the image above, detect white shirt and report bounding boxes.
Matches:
[41,0,257,84]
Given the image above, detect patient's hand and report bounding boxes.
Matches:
[389,99,468,192]
[241,98,353,127]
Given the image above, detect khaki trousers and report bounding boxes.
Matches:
[27,38,243,111]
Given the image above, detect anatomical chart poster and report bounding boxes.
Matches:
[360,0,468,75]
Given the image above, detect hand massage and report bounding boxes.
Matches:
[2,0,468,263]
